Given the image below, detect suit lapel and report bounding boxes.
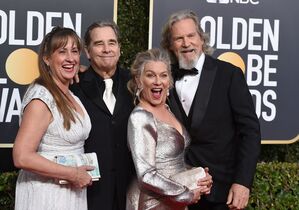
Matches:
[113,69,126,116]
[169,88,186,124]
[80,67,110,114]
[190,55,217,128]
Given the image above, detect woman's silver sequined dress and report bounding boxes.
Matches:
[127,106,194,210]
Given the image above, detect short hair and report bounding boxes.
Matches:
[84,20,120,48]
[127,48,173,102]
[161,10,214,62]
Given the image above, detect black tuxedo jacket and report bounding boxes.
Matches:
[71,66,135,210]
[169,55,261,202]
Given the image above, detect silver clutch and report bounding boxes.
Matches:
[55,152,101,184]
[170,167,206,190]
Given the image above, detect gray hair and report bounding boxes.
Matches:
[161,10,214,63]
[84,20,120,48]
[127,48,173,98]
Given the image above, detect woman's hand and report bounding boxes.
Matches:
[70,165,94,188]
[191,187,201,203]
[197,167,213,195]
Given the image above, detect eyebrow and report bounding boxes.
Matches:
[93,39,118,44]
[144,69,168,74]
[173,31,197,39]
[108,39,117,43]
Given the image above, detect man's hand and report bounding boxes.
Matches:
[71,65,88,84]
[197,167,212,195]
[226,183,250,210]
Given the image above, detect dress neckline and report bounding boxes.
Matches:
[136,105,184,137]
[70,91,87,120]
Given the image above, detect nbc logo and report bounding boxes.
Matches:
[206,0,259,5]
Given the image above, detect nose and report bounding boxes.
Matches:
[103,43,111,53]
[182,37,190,47]
[154,76,162,85]
[66,51,75,61]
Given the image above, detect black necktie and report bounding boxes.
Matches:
[172,65,198,80]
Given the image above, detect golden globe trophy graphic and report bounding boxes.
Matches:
[0,48,39,148]
[6,48,39,85]
[217,52,246,73]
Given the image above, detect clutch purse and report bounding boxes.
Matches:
[170,167,206,190]
[55,152,101,184]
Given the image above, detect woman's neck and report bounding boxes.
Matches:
[53,77,70,94]
[139,100,167,114]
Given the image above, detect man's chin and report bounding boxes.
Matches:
[178,56,198,69]
[179,61,195,69]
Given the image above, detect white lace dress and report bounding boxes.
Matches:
[14,83,91,210]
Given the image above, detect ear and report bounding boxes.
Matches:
[169,39,175,52]
[84,47,91,59]
[169,44,173,52]
[135,76,142,88]
[43,56,50,66]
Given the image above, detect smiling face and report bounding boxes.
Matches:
[44,37,80,84]
[170,18,204,69]
[85,26,120,75]
[137,61,170,107]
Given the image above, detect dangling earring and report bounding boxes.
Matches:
[134,88,142,105]
[166,89,170,105]
[45,62,51,73]
[136,88,141,98]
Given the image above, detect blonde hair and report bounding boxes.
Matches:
[127,48,173,104]
[35,26,82,130]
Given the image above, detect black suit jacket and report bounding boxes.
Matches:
[71,66,134,210]
[169,55,261,202]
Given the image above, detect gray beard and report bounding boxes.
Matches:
[178,54,199,69]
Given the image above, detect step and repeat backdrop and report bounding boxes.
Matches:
[149,0,298,144]
[0,0,116,149]
[1,0,298,149]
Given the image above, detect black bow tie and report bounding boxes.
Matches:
[172,65,198,80]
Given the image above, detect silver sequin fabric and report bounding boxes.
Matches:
[127,106,193,210]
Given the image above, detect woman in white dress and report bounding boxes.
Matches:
[13,26,93,210]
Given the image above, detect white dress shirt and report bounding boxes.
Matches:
[175,53,205,116]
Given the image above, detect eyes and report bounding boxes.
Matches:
[94,40,118,47]
[173,32,197,43]
[145,72,169,79]
[57,48,80,55]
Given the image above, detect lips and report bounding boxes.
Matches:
[151,88,162,99]
[62,64,74,68]
[180,49,195,54]
[62,64,76,72]
[100,55,115,58]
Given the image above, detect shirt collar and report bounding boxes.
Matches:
[195,53,205,73]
